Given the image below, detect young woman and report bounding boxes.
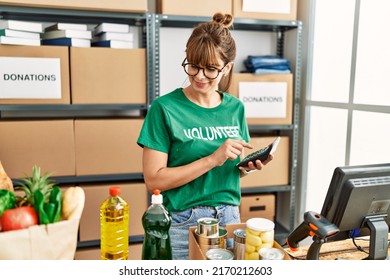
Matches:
[137,13,273,259]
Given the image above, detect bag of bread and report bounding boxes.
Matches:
[0,161,13,192]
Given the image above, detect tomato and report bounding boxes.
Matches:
[0,206,38,232]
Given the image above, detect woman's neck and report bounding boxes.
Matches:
[182,87,222,108]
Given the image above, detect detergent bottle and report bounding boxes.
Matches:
[141,189,172,260]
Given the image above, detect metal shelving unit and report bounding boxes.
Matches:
[0,5,154,111]
[0,4,303,248]
[0,5,153,249]
[155,14,303,243]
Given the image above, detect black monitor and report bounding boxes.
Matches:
[320,163,390,260]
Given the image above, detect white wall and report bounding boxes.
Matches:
[299,0,390,220]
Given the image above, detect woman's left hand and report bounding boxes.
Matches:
[239,154,274,173]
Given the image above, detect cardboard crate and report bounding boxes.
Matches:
[0,0,148,12]
[0,45,70,104]
[240,194,275,222]
[70,48,146,104]
[228,73,293,125]
[189,223,290,260]
[78,183,148,242]
[240,136,289,188]
[75,243,143,260]
[232,0,297,21]
[74,118,143,175]
[0,120,76,178]
[158,0,231,17]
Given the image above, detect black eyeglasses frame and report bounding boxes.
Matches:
[181,58,228,80]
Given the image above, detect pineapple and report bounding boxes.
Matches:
[15,165,56,207]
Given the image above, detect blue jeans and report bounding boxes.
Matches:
[169,205,241,260]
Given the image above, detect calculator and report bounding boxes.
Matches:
[236,137,281,168]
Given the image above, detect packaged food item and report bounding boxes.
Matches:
[206,248,234,260]
[259,247,285,260]
[244,218,275,260]
[233,228,246,260]
[100,186,129,260]
[197,217,219,237]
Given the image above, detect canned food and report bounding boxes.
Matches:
[195,228,227,255]
[197,217,219,237]
[206,248,234,260]
[244,218,275,260]
[259,247,285,260]
[233,228,246,260]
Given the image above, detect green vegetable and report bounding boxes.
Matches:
[49,187,62,223]
[34,190,50,224]
[33,186,62,225]
[0,190,16,216]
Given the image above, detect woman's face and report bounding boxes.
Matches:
[186,57,232,95]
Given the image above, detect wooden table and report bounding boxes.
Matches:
[284,234,390,260]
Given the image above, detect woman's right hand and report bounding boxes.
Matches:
[210,139,253,166]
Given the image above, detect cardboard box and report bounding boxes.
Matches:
[240,136,289,188]
[228,73,293,125]
[78,183,148,242]
[240,194,275,222]
[74,119,143,175]
[75,243,143,260]
[0,120,76,178]
[0,0,148,12]
[232,0,297,21]
[158,0,231,17]
[0,45,70,104]
[189,223,290,260]
[70,48,146,104]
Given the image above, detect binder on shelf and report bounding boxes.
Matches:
[93,23,130,35]
[0,20,44,33]
[42,29,92,40]
[0,29,41,40]
[42,38,91,48]
[45,23,89,32]
[0,36,41,46]
[91,40,134,49]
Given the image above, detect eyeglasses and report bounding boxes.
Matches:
[181,58,227,80]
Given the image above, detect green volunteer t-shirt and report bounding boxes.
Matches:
[137,88,250,212]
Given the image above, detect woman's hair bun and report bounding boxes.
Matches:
[212,13,234,28]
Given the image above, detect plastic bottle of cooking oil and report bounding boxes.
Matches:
[141,189,172,260]
[100,186,129,260]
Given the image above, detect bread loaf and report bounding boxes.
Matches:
[0,161,13,192]
[62,186,85,220]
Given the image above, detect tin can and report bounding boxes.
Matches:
[233,228,246,260]
[206,248,234,260]
[259,247,285,260]
[197,217,219,237]
[195,228,227,255]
